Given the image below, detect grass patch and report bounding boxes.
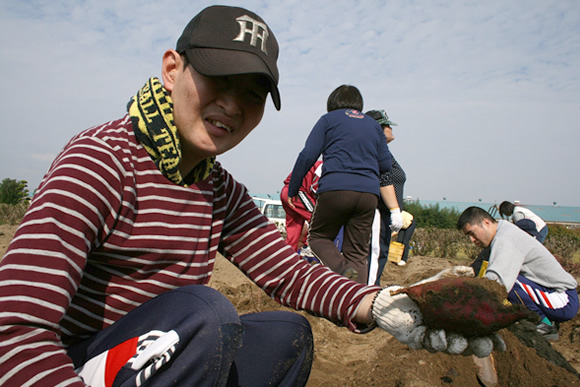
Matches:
[409,226,580,277]
[0,203,28,226]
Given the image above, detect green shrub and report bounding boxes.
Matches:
[411,228,474,261]
[0,178,30,205]
[404,201,460,229]
[546,224,580,241]
[410,226,580,267]
[402,202,580,267]
[544,224,580,263]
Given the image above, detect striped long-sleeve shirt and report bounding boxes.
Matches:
[0,116,380,386]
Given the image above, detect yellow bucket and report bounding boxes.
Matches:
[387,241,405,263]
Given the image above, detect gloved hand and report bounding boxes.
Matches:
[389,208,404,234]
[371,286,506,357]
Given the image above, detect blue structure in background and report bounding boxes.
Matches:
[409,200,580,226]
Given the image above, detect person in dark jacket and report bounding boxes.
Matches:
[287,85,392,284]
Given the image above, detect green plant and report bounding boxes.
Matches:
[546,224,580,241]
[544,225,580,263]
[404,201,460,229]
[0,178,30,205]
[411,228,473,261]
[410,226,580,271]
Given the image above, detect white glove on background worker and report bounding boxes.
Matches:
[370,266,506,358]
[389,208,404,234]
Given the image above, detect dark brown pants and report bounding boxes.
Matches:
[308,190,378,284]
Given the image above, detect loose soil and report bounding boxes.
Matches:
[1,224,579,386]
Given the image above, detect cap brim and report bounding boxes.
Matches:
[184,48,281,110]
[378,119,398,127]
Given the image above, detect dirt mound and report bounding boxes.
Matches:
[209,254,580,386]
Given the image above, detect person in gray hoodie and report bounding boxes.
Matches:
[458,206,578,341]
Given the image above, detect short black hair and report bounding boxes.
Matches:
[181,53,190,70]
[499,201,515,217]
[327,85,363,112]
[457,206,496,230]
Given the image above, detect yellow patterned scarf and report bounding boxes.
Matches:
[127,77,214,186]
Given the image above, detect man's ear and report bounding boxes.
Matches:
[161,49,181,93]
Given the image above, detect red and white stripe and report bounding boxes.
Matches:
[515,280,569,310]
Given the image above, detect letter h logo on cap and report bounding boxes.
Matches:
[234,15,270,54]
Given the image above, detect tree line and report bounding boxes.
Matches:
[0,178,30,205]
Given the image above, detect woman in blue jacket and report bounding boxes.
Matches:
[287,85,392,284]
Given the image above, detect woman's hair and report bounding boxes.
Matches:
[499,201,515,217]
[327,85,363,112]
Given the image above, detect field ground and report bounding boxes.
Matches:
[1,224,579,386]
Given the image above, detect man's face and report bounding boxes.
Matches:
[383,125,395,144]
[169,55,268,168]
[462,219,495,248]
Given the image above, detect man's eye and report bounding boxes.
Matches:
[247,90,267,103]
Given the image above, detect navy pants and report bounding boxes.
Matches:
[508,275,579,322]
[397,219,416,263]
[67,285,313,386]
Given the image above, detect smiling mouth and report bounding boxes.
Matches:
[208,119,232,133]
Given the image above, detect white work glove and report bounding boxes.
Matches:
[389,208,403,234]
[371,286,506,358]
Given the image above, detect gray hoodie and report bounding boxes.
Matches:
[485,220,577,292]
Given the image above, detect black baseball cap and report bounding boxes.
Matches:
[177,6,281,110]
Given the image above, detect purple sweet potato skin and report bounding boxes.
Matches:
[398,277,538,336]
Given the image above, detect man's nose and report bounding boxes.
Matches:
[216,90,242,116]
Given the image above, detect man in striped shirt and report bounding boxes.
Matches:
[0,6,503,386]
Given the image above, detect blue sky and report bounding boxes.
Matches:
[1,0,579,206]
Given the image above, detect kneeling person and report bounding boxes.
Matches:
[457,207,578,340]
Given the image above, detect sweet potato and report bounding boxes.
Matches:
[391,277,538,336]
